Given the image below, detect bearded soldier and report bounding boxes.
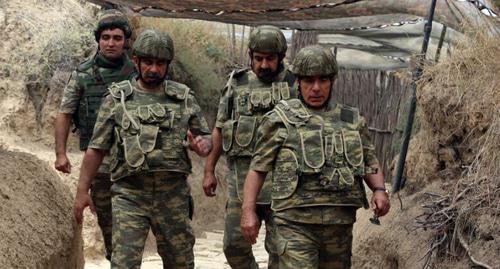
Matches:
[54,9,135,260]
[203,25,296,269]
[241,46,390,269]
[73,29,211,268]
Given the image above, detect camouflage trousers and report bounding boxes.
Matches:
[110,171,195,269]
[223,171,278,269]
[274,216,353,269]
[90,172,113,260]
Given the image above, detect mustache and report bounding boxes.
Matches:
[257,68,273,76]
[145,72,162,80]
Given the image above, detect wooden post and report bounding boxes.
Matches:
[290,30,318,61]
[239,25,246,65]
[435,25,447,62]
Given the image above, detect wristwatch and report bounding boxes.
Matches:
[373,187,389,195]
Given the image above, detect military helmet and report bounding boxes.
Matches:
[132,29,175,62]
[292,45,338,78]
[94,9,132,41]
[248,25,287,56]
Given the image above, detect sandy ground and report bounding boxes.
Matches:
[85,228,269,269]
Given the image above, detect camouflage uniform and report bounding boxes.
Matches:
[58,10,135,260]
[216,25,295,269]
[88,29,210,269]
[89,77,209,268]
[249,46,380,269]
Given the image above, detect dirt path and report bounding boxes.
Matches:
[85,228,269,269]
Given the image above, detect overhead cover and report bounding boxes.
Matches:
[86,0,498,69]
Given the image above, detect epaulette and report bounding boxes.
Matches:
[165,80,189,100]
[263,109,282,123]
[274,99,311,126]
[231,68,249,86]
[339,104,360,124]
[76,57,93,73]
[109,80,134,99]
[232,68,248,78]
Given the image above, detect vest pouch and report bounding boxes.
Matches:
[149,103,166,120]
[261,91,272,108]
[137,105,151,122]
[222,120,236,152]
[272,148,299,200]
[299,130,325,173]
[146,149,164,167]
[342,130,364,169]
[109,128,123,172]
[250,91,262,108]
[278,82,290,100]
[337,167,355,189]
[318,166,355,190]
[324,134,334,160]
[160,110,175,129]
[235,116,257,148]
[121,115,139,135]
[272,83,281,104]
[123,135,145,168]
[139,125,159,153]
[236,94,250,115]
[138,104,167,124]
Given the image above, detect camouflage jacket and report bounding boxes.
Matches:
[250,99,380,224]
[215,65,296,203]
[88,79,210,181]
[58,53,136,150]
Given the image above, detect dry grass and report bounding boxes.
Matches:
[407,30,500,268]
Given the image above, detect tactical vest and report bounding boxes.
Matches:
[221,68,295,203]
[75,56,136,150]
[270,99,369,212]
[106,80,194,181]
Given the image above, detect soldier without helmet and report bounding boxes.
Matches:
[241,45,391,269]
[73,29,212,268]
[54,9,135,261]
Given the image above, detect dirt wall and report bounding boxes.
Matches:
[0,150,84,269]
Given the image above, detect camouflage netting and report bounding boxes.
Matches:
[404,31,499,268]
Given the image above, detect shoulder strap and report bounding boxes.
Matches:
[274,99,311,127]
[109,80,139,130]
[283,70,296,87]
[339,104,360,124]
[109,80,134,99]
[165,80,189,100]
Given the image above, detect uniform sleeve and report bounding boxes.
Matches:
[359,116,380,174]
[88,95,115,150]
[250,116,287,172]
[58,71,81,114]
[187,94,211,136]
[214,77,235,129]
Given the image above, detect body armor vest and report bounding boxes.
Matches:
[106,80,193,181]
[75,56,135,150]
[270,99,369,211]
[221,68,295,203]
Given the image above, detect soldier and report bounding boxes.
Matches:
[203,25,295,269]
[73,29,212,268]
[240,46,390,269]
[54,9,135,260]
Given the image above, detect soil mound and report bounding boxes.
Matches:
[0,149,83,268]
[352,31,499,269]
